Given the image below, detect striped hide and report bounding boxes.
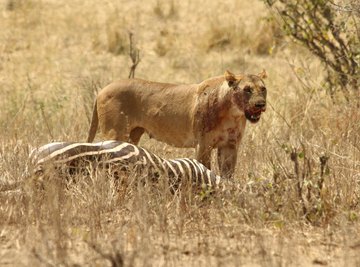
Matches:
[29,140,221,189]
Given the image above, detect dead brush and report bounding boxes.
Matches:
[5,0,20,11]
[203,22,238,52]
[76,77,104,125]
[5,0,36,11]
[251,16,284,55]
[259,142,334,226]
[105,11,128,55]
[154,29,174,57]
[289,146,332,224]
[87,242,124,267]
[153,0,178,20]
[201,18,257,54]
[22,166,136,266]
[229,114,348,228]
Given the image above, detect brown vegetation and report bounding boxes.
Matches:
[0,0,359,266]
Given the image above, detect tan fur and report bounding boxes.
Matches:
[87,70,267,178]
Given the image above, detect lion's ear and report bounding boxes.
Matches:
[258,69,267,80]
[224,70,237,87]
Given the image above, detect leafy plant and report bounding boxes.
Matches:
[263,0,359,100]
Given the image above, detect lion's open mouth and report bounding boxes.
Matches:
[245,110,263,123]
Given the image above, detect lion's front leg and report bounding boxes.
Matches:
[217,144,238,179]
[196,144,212,170]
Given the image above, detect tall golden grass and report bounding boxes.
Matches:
[1,0,359,266]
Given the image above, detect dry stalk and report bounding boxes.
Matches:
[290,148,308,218]
[39,104,54,140]
[128,32,141,79]
[319,155,329,194]
[87,242,124,267]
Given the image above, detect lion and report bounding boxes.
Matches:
[87,70,267,178]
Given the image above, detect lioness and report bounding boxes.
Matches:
[87,70,267,178]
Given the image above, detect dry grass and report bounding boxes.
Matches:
[0,0,359,266]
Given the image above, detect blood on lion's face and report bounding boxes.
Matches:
[225,70,267,124]
[242,76,267,123]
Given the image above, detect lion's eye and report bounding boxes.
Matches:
[260,86,266,93]
[244,87,252,94]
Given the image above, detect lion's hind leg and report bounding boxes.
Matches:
[129,127,145,145]
[99,110,130,141]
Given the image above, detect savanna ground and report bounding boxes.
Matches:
[0,0,359,266]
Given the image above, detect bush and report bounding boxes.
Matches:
[263,0,360,100]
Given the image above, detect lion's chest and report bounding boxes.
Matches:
[208,105,246,148]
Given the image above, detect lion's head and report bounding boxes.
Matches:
[225,70,267,123]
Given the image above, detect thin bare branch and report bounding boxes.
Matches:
[128,32,141,79]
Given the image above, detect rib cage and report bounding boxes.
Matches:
[30,141,221,189]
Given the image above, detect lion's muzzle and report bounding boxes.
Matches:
[245,100,266,123]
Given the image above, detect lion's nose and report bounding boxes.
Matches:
[255,101,266,109]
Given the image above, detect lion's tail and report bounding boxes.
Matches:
[87,100,98,143]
